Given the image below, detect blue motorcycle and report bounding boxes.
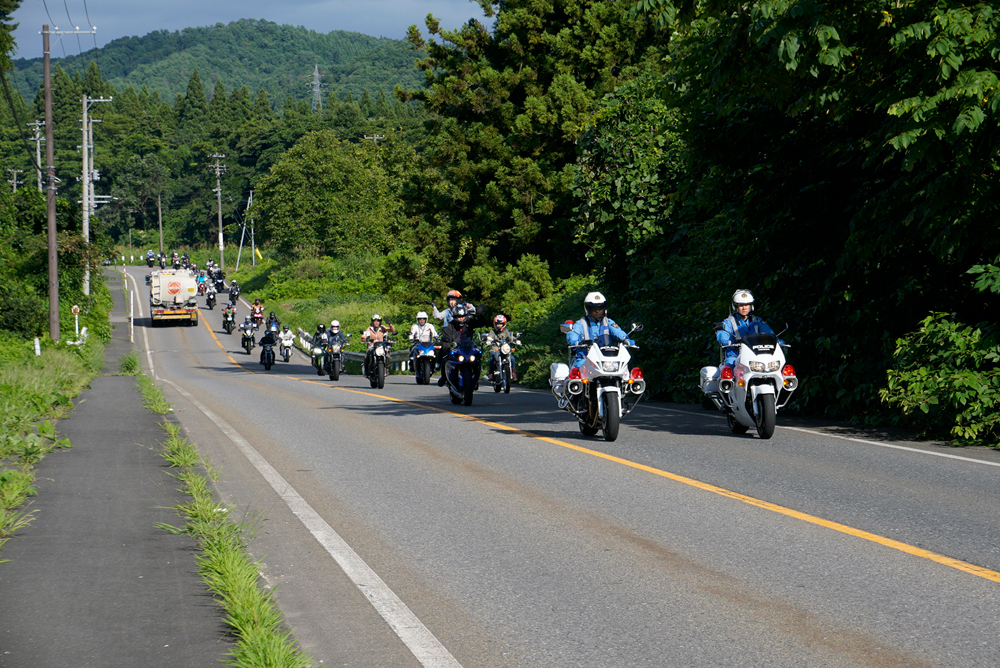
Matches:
[410,338,438,385]
[442,334,483,406]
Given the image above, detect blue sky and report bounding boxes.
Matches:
[10,0,489,60]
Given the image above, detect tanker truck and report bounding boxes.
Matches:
[149,268,198,326]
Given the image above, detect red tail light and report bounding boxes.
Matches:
[630,367,643,380]
[782,364,796,377]
[568,367,582,380]
[720,366,734,380]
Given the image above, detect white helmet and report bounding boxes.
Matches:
[584,291,607,315]
[330,319,340,331]
[416,311,428,320]
[731,289,754,313]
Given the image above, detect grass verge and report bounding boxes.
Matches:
[135,372,313,667]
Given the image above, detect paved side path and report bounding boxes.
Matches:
[0,274,227,667]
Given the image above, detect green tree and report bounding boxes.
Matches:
[402,0,662,277]
[255,129,409,259]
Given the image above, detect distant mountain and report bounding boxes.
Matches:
[11,18,423,104]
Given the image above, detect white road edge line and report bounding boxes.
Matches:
[157,376,464,668]
[123,269,155,378]
[644,404,1000,468]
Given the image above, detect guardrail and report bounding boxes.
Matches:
[295,328,412,373]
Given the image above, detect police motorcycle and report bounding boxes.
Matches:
[205,286,216,310]
[483,331,521,394]
[146,251,156,268]
[362,334,394,390]
[441,332,484,406]
[279,329,294,363]
[549,322,645,442]
[699,331,797,440]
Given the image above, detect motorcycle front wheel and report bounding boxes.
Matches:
[502,362,511,394]
[462,367,474,406]
[377,359,386,389]
[603,393,621,442]
[330,358,340,381]
[578,421,599,437]
[755,394,776,439]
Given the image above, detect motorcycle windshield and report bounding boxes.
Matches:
[742,332,778,355]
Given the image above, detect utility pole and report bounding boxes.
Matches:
[81,95,111,296]
[209,153,227,269]
[43,25,59,341]
[157,193,163,256]
[7,169,23,192]
[28,121,44,192]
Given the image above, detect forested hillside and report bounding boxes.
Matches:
[10,19,423,104]
[2,1,999,446]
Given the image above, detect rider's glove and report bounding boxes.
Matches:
[627,339,636,347]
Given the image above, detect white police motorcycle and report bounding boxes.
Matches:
[549,322,645,442]
[699,332,798,439]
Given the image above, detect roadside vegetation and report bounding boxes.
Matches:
[134,371,313,667]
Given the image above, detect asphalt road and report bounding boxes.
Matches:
[125,267,1000,668]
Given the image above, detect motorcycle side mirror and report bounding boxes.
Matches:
[559,322,574,334]
[632,323,644,332]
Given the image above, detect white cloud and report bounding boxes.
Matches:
[10,0,488,60]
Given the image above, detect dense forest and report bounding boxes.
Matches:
[10,19,424,105]
[2,1,999,445]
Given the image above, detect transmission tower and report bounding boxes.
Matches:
[307,65,326,113]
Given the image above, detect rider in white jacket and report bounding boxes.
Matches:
[409,311,438,344]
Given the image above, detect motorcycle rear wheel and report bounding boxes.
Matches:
[578,421,599,437]
[603,393,621,442]
[755,394,776,439]
[727,411,749,434]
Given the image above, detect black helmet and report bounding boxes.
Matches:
[269,311,275,318]
[317,323,326,333]
[453,305,468,321]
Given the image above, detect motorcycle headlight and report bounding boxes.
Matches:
[470,355,476,362]
[331,344,341,353]
[500,343,511,354]
[767,361,780,372]
[458,355,465,362]
[601,361,620,373]
[749,361,765,372]
[375,346,385,356]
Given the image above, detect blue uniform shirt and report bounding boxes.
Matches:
[567,316,632,367]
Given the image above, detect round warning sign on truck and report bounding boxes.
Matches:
[167,281,181,295]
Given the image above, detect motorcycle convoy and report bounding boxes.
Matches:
[191,272,797,441]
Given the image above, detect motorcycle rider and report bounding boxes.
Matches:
[408,311,438,372]
[328,320,349,346]
[566,292,634,369]
[433,290,477,328]
[279,324,296,353]
[229,280,241,304]
[222,301,236,324]
[251,299,265,326]
[259,325,277,365]
[485,314,518,381]
[438,305,483,386]
[205,281,217,307]
[362,314,396,376]
[716,289,777,370]
[239,316,256,348]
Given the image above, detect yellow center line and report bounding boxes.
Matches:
[197,315,1000,585]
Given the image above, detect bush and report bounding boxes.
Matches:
[880,313,1000,446]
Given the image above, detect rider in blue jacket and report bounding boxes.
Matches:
[716,289,776,368]
[566,292,634,368]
